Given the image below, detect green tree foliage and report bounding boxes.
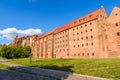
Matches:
[0,45,31,59]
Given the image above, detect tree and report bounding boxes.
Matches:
[0,45,31,59]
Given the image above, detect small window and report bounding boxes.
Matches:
[85,30,87,33]
[77,38,79,41]
[87,53,89,56]
[85,24,87,27]
[115,13,118,16]
[77,27,78,29]
[67,53,69,56]
[74,21,76,24]
[91,35,93,38]
[73,45,75,48]
[82,44,84,47]
[92,53,94,56]
[83,17,86,20]
[90,22,92,25]
[74,54,76,56]
[78,53,80,56]
[86,36,88,39]
[77,33,79,35]
[90,29,92,31]
[117,32,120,36]
[91,42,94,45]
[81,37,83,40]
[86,43,88,46]
[81,26,83,28]
[82,53,84,56]
[73,34,75,36]
[116,23,118,26]
[81,32,83,34]
[89,15,92,18]
[73,29,74,31]
[78,45,79,47]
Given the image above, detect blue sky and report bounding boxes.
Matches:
[0,0,120,44]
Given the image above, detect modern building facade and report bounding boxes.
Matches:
[12,6,120,58]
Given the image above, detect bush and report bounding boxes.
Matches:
[0,45,31,59]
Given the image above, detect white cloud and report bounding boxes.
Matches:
[0,27,42,40]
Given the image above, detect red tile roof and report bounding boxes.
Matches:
[54,23,70,34]
[42,29,55,38]
[37,29,55,39]
[54,9,100,34]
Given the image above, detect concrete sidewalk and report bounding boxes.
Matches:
[0,59,111,80]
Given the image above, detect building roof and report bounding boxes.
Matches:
[54,23,70,34]
[42,29,55,38]
[54,8,100,34]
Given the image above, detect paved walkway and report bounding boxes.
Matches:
[0,59,111,80]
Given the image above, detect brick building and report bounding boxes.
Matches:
[12,6,120,58]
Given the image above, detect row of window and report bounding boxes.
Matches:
[55,49,69,52]
[73,23,93,31]
[73,29,93,35]
[73,42,94,48]
[55,35,68,40]
[74,15,93,24]
[73,36,93,41]
[74,53,95,56]
[55,31,68,36]
[55,44,68,48]
[55,39,68,44]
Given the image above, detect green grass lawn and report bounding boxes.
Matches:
[0,63,15,70]
[8,58,120,79]
[0,63,10,69]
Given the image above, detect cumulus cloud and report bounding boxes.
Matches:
[0,27,42,40]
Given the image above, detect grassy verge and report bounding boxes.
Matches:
[0,63,15,70]
[8,58,120,79]
[0,63,10,69]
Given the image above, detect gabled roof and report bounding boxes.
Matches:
[107,6,120,23]
[54,9,100,34]
[109,6,120,17]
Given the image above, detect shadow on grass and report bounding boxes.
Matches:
[7,67,16,70]
[31,65,74,72]
[1,65,74,80]
[28,65,74,79]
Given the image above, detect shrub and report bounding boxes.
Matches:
[0,45,31,59]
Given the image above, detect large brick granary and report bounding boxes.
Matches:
[12,6,120,58]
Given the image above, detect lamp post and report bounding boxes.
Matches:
[30,48,32,64]
[30,54,32,64]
